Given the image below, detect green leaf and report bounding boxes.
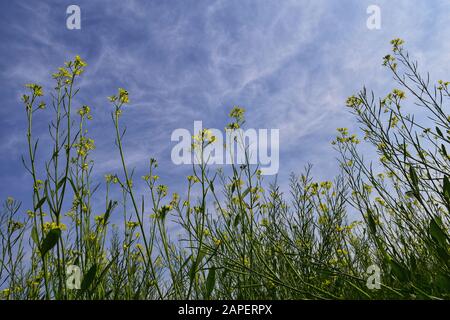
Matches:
[436,126,444,138]
[409,255,417,273]
[388,258,409,282]
[189,264,197,283]
[409,166,420,199]
[409,166,419,189]
[34,196,47,211]
[205,267,216,299]
[233,214,240,227]
[189,250,206,282]
[31,226,39,245]
[429,216,449,249]
[67,177,78,193]
[435,246,450,268]
[436,274,450,291]
[366,210,377,235]
[441,144,448,158]
[180,254,192,272]
[81,264,97,291]
[39,228,61,257]
[405,190,415,197]
[57,177,66,190]
[103,200,116,224]
[241,187,250,198]
[443,176,450,205]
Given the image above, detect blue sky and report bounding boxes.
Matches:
[1,0,450,215]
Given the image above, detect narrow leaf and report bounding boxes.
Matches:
[366,210,377,235]
[81,264,97,291]
[34,196,47,211]
[39,228,61,257]
[443,176,450,205]
[429,216,449,248]
[436,126,444,138]
[205,267,216,299]
[31,226,39,245]
[57,177,66,190]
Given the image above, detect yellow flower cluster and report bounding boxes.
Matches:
[9,220,24,233]
[390,115,399,128]
[74,55,87,68]
[192,128,216,147]
[375,197,385,206]
[382,54,395,67]
[227,106,245,129]
[95,214,106,226]
[187,175,200,183]
[345,95,363,108]
[108,88,129,104]
[243,256,250,268]
[363,184,373,194]
[43,221,67,232]
[88,232,96,242]
[390,38,404,52]
[1,288,10,298]
[118,88,129,104]
[142,174,159,182]
[157,185,168,197]
[75,137,95,157]
[25,83,43,97]
[52,55,87,84]
[34,179,44,191]
[170,193,180,207]
[336,248,348,255]
[127,221,140,229]
[229,106,245,120]
[318,215,328,225]
[260,218,269,227]
[105,174,119,184]
[319,203,329,213]
[438,80,450,90]
[334,128,360,145]
[156,204,173,219]
[77,105,92,120]
[320,181,332,190]
[306,182,319,195]
[392,89,406,100]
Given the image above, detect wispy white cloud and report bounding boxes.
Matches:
[1,0,450,214]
